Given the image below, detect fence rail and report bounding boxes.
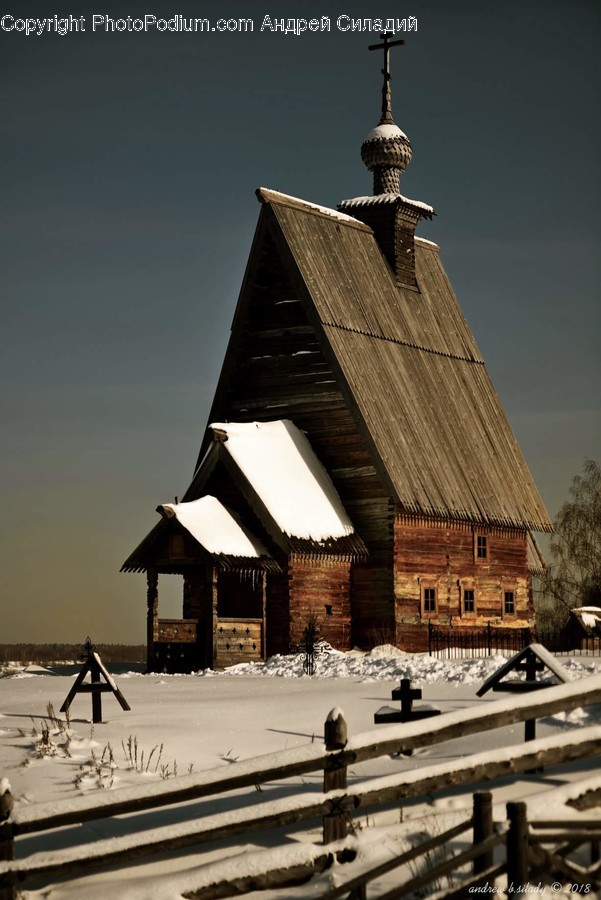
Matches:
[2,676,601,898]
[428,622,601,657]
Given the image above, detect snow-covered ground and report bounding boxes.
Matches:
[1,647,601,899]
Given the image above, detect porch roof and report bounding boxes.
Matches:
[159,495,268,558]
[121,496,280,573]
[188,419,367,557]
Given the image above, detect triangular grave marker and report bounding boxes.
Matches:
[60,638,131,723]
[477,643,572,698]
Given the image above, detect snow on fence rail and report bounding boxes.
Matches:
[2,674,601,898]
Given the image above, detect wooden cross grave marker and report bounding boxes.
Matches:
[60,637,131,724]
[368,31,406,124]
[374,678,441,725]
[477,643,572,745]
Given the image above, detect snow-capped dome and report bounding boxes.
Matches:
[364,122,409,143]
[361,118,413,194]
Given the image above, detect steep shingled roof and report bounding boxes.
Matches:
[248,188,551,532]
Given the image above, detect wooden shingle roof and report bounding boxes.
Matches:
[254,188,551,532]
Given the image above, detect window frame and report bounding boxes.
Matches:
[503,590,516,616]
[474,533,489,562]
[420,582,438,618]
[462,587,476,616]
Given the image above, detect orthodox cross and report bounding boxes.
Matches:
[368,32,405,124]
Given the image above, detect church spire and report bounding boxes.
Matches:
[371,31,403,125]
[361,32,412,194]
[339,34,433,287]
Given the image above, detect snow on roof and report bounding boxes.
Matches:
[415,236,440,249]
[573,607,601,629]
[159,496,265,558]
[363,122,410,142]
[338,193,435,215]
[257,187,362,225]
[209,420,354,542]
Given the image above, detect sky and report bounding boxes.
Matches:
[1,0,600,643]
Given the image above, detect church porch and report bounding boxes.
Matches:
[146,564,268,673]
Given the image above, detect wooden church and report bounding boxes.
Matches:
[122,36,551,673]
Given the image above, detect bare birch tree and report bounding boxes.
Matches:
[542,459,601,615]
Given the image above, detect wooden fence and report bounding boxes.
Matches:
[316,796,601,900]
[2,676,601,898]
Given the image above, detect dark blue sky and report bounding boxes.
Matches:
[1,1,599,642]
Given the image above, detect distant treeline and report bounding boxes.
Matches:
[0,644,146,663]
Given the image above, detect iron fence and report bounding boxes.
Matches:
[428,622,601,658]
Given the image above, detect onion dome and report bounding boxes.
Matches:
[360,32,413,194]
[361,121,413,194]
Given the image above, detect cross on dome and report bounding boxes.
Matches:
[361,33,412,194]
[368,32,405,125]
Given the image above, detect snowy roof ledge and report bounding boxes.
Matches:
[569,607,601,632]
[158,496,279,572]
[338,193,435,219]
[206,420,367,558]
[415,236,440,251]
[256,187,370,231]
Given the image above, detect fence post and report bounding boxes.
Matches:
[323,709,348,844]
[506,801,529,890]
[428,620,433,656]
[487,622,492,656]
[473,791,493,876]
[90,654,103,724]
[0,782,15,900]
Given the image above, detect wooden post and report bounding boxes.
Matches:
[473,791,493,875]
[524,649,539,746]
[0,783,15,900]
[261,571,267,660]
[506,801,529,889]
[211,566,219,669]
[146,568,158,672]
[90,654,102,724]
[323,709,348,844]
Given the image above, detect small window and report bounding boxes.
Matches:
[463,589,475,614]
[424,587,436,613]
[476,535,488,560]
[504,591,515,615]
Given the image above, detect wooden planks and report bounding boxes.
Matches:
[265,197,550,532]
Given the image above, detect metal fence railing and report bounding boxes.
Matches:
[428,622,601,658]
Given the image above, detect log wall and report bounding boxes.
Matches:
[349,497,395,648]
[288,556,352,651]
[394,514,533,651]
